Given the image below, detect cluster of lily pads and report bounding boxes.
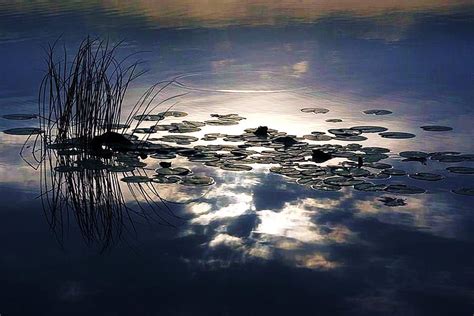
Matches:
[2,106,473,205]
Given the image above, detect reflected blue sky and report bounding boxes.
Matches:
[0,1,474,315]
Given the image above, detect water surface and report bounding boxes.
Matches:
[0,1,473,315]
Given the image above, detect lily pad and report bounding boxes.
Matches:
[420,125,453,132]
[323,176,365,186]
[400,151,429,159]
[120,176,152,183]
[354,182,387,192]
[303,134,332,141]
[333,135,368,142]
[205,120,239,126]
[132,114,165,121]
[181,175,215,186]
[220,164,253,171]
[363,109,392,115]
[446,167,474,174]
[361,147,390,154]
[328,129,362,136]
[301,108,329,114]
[364,162,392,169]
[210,113,245,121]
[158,111,188,118]
[152,176,182,184]
[3,127,43,135]
[149,152,177,159]
[1,114,37,120]
[160,135,199,143]
[296,178,322,186]
[379,132,416,139]
[156,167,191,176]
[409,172,444,181]
[350,126,388,133]
[379,196,406,206]
[382,169,406,176]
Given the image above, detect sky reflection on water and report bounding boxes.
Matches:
[0,1,473,315]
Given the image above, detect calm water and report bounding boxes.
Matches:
[1,1,474,315]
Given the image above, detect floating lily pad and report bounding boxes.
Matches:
[333,167,370,177]
[181,120,205,127]
[379,196,406,206]
[350,126,388,133]
[446,167,474,174]
[385,184,425,194]
[156,167,191,176]
[333,135,368,142]
[158,111,188,118]
[270,166,300,176]
[361,147,390,154]
[132,114,165,121]
[364,162,392,169]
[363,109,392,115]
[323,176,364,186]
[181,175,215,186]
[210,113,246,121]
[400,151,429,159]
[168,125,201,133]
[303,134,332,141]
[120,176,152,183]
[354,182,387,192]
[152,176,181,184]
[328,129,362,136]
[133,127,155,134]
[205,120,239,126]
[296,178,322,186]
[379,132,416,139]
[420,125,453,132]
[409,172,444,181]
[220,164,253,171]
[452,188,474,196]
[301,108,329,114]
[1,114,37,120]
[160,135,199,143]
[149,152,177,159]
[367,172,390,179]
[3,127,43,135]
[382,169,406,176]
[349,153,388,163]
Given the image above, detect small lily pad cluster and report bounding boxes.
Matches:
[2,107,472,201]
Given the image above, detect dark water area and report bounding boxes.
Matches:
[1,1,474,315]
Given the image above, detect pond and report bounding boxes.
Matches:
[0,1,473,315]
